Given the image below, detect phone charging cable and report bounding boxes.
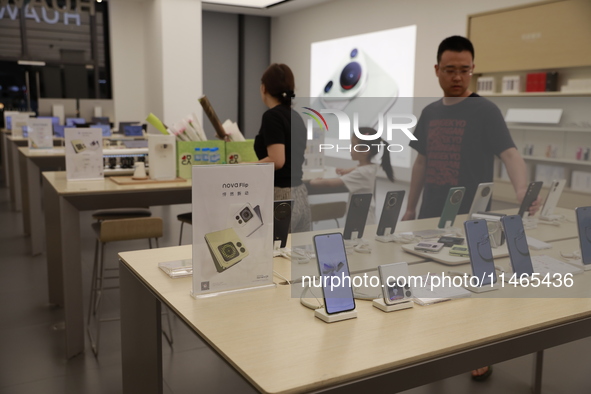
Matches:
[300,285,323,310]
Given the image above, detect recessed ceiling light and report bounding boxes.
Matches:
[203,0,287,9]
[17,60,46,66]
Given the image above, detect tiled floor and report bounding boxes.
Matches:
[1,177,591,393]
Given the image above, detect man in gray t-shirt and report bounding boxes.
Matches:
[402,36,538,221]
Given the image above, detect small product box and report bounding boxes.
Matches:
[476,76,495,95]
[149,134,176,180]
[501,75,522,94]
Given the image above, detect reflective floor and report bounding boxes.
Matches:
[1,177,590,393]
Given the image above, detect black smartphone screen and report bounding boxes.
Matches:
[273,200,292,248]
[343,193,372,240]
[576,206,591,266]
[313,233,355,314]
[377,190,405,236]
[501,215,534,276]
[464,220,497,286]
[517,181,543,217]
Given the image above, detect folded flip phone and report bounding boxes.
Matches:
[204,228,249,273]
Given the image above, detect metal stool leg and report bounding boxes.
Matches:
[178,222,184,246]
[88,240,106,357]
[87,239,100,326]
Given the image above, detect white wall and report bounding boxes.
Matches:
[270,0,535,97]
[109,0,147,124]
[109,0,202,132]
[269,0,535,181]
[160,0,203,125]
[144,0,164,130]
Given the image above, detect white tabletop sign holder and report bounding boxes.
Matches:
[64,128,104,181]
[191,163,276,299]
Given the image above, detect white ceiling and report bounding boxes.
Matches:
[201,0,333,16]
[114,0,332,17]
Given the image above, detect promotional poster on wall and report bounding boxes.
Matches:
[64,128,104,181]
[309,25,416,168]
[191,163,275,297]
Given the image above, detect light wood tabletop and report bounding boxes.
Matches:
[119,237,591,394]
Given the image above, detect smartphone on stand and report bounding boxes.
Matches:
[313,233,356,314]
[438,187,465,229]
[376,190,405,236]
[468,182,493,217]
[501,215,534,276]
[464,220,497,286]
[517,181,543,217]
[575,206,591,266]
[273,200,292,248]
[343,193,372,240]
[540,179,566,218]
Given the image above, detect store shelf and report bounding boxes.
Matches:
[493,177,590,209]
[480,91,591,97]
[522,156,591,166]
[507,125,591,133]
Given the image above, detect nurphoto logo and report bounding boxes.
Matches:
[302,107,418,153]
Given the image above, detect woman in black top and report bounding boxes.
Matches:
[254,64,311,232]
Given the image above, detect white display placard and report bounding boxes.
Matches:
[52,104,65,125]
[148,134,176,180]
[64,128,104,181]
[192,164,275,297]
[27,118,53,149]
[11,113,30,138]
[3,110,20,130]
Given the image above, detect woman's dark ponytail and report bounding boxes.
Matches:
[261,64,295,106]
[357,127,395,182]
[378,139,395,182]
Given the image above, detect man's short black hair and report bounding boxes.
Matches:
[437,36,475,63]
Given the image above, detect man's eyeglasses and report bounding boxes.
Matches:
[441,66,473,76]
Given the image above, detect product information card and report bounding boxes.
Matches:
[11,113,30,138]
[192,163,275,297]
[65,128,104,181]
[27,118,53,149]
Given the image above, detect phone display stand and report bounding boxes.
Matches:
[464,282,500,294]
[522,217,538,229]
[539,214,563,225]
[314,308,357,323]
[344,238,371,254]
[571,260,591,271]
[375,226,395,243]
[441,220,453,229]
[372,298,413,312]
[375,235,393,243]
[273,240,282,251]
